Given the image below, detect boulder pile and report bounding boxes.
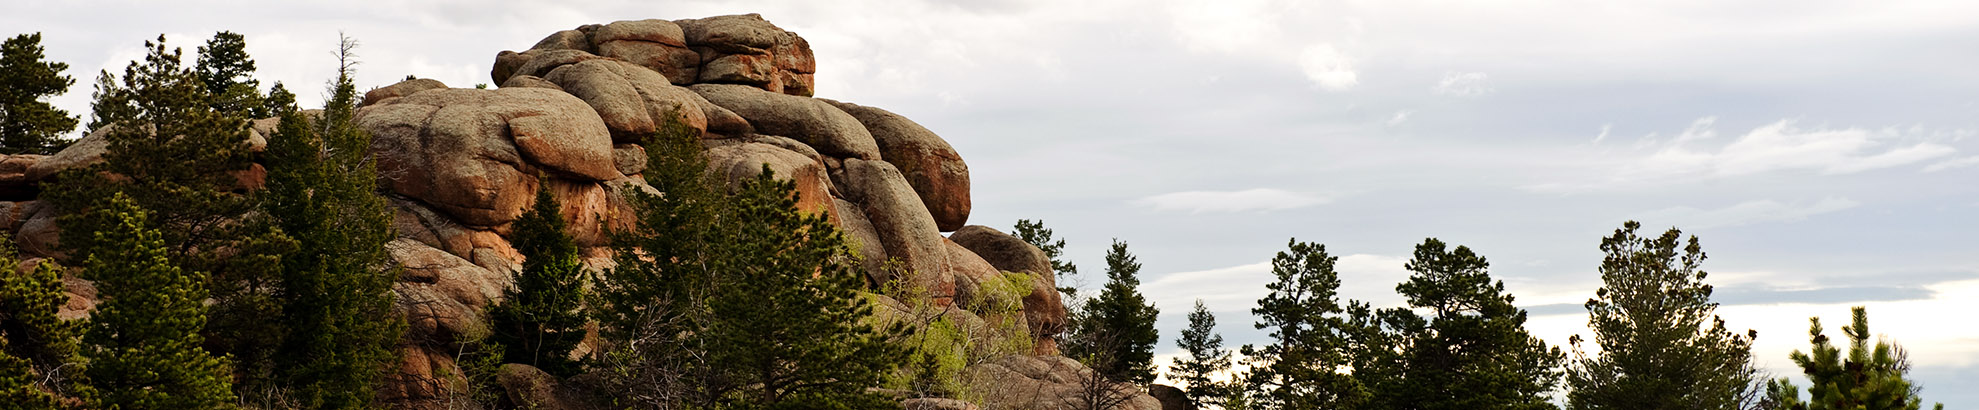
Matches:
[0,14,1152,410]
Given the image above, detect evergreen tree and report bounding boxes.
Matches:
[1238,239,1366,408]
[263,82,295,118]
[1063,239,1159,385]
[1012,219,1079,298]
[488,179,588,378]
[1354,238,1563,410]
[0,244,79,395]
[47,35,288,394]
[1770,307,1942,410]
[0,33,78,155]
[596,112,906,408]
[1169,299,1232,409]
[78,193,233,409]
[259,37,402,408]
[1565,221,1760,410]
[195,31,267,119]
[696,166,908,408]
[590,111,715,407]
[0,337,59,409]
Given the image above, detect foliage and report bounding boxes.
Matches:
[1770,306,1942,410]
[1352,238,1563,410]
[49,36,290,390]
[1565,221,1761,410]
[195,31,268,118]
[696,166,909,408]
[78,193,234,409]
[259,36,403,409]
[1169,299,1233,409]
[1237,238,1367,408]
[877,271,1035,403]
[0,337,60,409]
[0,244,79,397]
[589,111,713,408]
[1012,219,1079,299]
[595,111,907,408]
[488,179,589,378]
[0,33,78,155]
[1063,239,1159,385]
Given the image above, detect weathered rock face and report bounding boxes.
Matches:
[692,84,879,160]
[966,355,1163,410]
[358,86,619,227]
[949,225,1067,354]
[1149,384,1195,410]
[492,14,816,96]
[826,100,971,231]
[2,14,1078,410]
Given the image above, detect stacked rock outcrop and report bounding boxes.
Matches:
[0,14,1152,410]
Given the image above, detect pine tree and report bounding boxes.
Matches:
[1065,239,1159,384]
[696,166,908,408]
[488,179,588,378]
[1012,219,1079,299]
[1565,221,1760,410]
[1354,238,1563,410]
[589,110,716,407]
[259,36,402,408]
[0,33,78,155]
[0,245,79,396]
[0,338,59,409]
[195,31,267,119]
[1770,307,1942,410]
[1238,238,1366,408]
[78,193,234,409]
[1169,299,1232,409]
[48,35,290,394]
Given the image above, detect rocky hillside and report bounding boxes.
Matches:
[0,14,1157,410]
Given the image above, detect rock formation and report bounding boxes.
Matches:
[0,14,1149,410]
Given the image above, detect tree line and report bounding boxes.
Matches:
[1019,219,1946,410]
[0,30,1953,410]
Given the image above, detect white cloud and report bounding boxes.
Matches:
[1386,110,1412,126]
[1432,71,1491,96]
[1531,118,1961,192]
[1297,44,1358,91]
[1922,155,1979,172]
[1134,188,1329,213]
[1633,197,1861,229]
[1593,124,1613,144]
[1141,253,1412,318]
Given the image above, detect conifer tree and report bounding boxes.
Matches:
[696,166,908,408]
[1238,238,1366,408]
[1013,219,1079,298]
[79,193,233,409]
[1169,299,1232,409]
[48,35,289,391]
[1770,306,1942,410]
[1353,238,1563,410]
[1065,239,1159,384]
[0,244,79,395]
[488,180,588,378]
[594,110,715,342]
[195,31,266,118]
[259,36,402,408]
[0,33,78,155]
[1566,221,1760,410]
[0,338,59,409]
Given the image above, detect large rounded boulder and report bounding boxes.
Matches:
[826,100,971,231]
[357,86,619,226]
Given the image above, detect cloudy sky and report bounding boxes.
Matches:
[8,0,1977,404]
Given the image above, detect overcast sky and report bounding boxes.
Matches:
[8,0,1977,404]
